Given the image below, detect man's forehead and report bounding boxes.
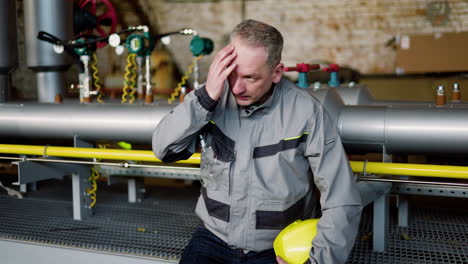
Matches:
[231,37,267,56]
[232,38,269,74]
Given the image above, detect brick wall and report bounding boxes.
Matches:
[142,0,468,80]
[10,0,468,99]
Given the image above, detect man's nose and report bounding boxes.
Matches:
[231,79,246,95]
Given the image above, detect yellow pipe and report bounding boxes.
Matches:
[0,144,200,165]
[350,161,468,180]
[2,144,468,179]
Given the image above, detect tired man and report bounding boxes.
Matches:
[153,19,362,264]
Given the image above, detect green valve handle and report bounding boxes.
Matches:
[126,33,145,54]
[190,35,214,56]
[126,32,154,56]
[74,38,96,56]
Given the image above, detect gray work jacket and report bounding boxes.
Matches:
[153,77,363,264]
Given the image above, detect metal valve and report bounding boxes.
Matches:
[284,63,320,88]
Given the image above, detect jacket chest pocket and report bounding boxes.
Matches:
[200,124,236,191]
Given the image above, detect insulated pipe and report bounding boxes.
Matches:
[331,85,468,107]
[338,105,468,154]
[0,144,201,164]
[36,72,67,102]
[0,0,19,103]
[331,85,374,105]
[2,98,468,154]
[0,103,173,143]
[307,87,344,126]
[24,0,73,102]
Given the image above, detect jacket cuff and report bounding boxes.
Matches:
[195,86,218,111]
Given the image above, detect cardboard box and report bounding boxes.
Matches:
[396,32,468,74]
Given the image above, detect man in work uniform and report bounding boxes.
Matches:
[153,19,363,264]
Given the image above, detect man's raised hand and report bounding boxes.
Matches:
[205,44,237,101]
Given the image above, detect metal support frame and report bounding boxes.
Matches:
[100,165,201,180]
[372,147,391,252]
[15,160,66,196]
[128,177,145,203]
[392,183,468,198]
[73,136,93,220]
[19,182,36,193]
[397,179,410,227]
[72,172,92,220]
[373,191,389,252]
[10,136,95,220]
[14,158,92,220]
[16,155,63,193]
[16,160,65,184]
[102,165,201,203]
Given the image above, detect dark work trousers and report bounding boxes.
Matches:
[179,225,277,264]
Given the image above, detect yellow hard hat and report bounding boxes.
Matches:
[273,218,319,264]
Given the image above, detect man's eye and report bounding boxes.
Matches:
[246,77,256,82]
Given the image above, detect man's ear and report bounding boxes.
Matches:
[272,63,284,83]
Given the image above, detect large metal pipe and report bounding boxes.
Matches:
[1,101,468,155]
[338,105,468,154]
[332,85,374,105]
[310,89,468,154]
[36,72,67,102]
[307,87,344,126]
[1,84,468,154]
[24,0,73,102]
[0,0,19,103]
[332,85,468,107]
[0,103,172,143]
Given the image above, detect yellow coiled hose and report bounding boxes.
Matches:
[168,55,203,104]
[86,144,106,208]
[122,54,137,104]
[87,167,100,208]
[91,53,103,103]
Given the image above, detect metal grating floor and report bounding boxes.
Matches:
[1,178,468,263]
[0,178,200,261]
[347,206,468,264]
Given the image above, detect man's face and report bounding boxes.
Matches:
[228,37,283,106]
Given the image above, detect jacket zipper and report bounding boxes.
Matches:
[243,118,257,248]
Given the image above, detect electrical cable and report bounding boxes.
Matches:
[122,54,137,103]
[86,144,106,208]
[128,56,137,104]
[168,55,203,104]
[91,53,103,103]
[87,166,99,207]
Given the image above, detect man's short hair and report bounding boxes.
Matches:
[230,19,283,69]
